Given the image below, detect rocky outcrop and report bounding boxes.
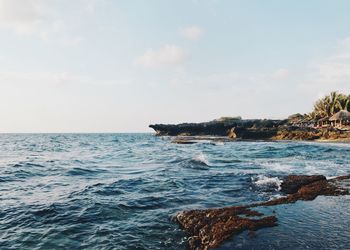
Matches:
[280,175,326,194]
[272,126,350,141]
[272,126,322,140]
[175,174,350,250]
[176,207,277,250]
[260,175,349,206]
[149,119,287,138]
[150,119,350,141]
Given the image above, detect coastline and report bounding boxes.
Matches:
[149,118,350,143]
[315,138,350,143]
[148,121,350,248]
[175,174,350,249]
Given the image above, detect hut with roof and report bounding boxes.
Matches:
[317,116,330,127]
[329,110,350,127]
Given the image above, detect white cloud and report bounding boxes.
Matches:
[0,0,87,46]
[180,26,203,40]
[136,44,189,68]
[0,0,45,35]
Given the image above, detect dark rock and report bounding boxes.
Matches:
[273,127,350,141]
[175,206,277,250]
[329,174,350,181]
[172,140,198,144]
[176,174,350,249]
[149,119,287,138]
[150,119,350,141]
[280,175,326,194]
[260,178,349,206]
[171,136,233,144]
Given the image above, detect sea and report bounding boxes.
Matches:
[0,133,349,249]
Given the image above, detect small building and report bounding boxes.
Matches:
[317,116,329,127]
[329,110,350,127]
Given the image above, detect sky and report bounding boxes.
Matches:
[1,0,350,132]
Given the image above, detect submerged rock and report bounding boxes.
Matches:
[171,136,233,145]
[175,174,350,250]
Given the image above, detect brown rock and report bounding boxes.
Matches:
[280,175,326,194]
[176,206,277,250]
[227,128,237,139]
[176,174,350,249]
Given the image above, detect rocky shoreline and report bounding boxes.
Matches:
[175,174,350,250]
[150,117,350,249]
[149,119,350,142]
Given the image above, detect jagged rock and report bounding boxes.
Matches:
[175,206,277,250]
[149,119,287,138]
[280,175,326,194]
[150,119,350,141]
[227,128,237,139]
[272,127,350,141]
[176,174,350,250]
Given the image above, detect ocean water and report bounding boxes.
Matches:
[0,133,349,249]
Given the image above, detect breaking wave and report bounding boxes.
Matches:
[252,175,282,191]
[192,153,210,166]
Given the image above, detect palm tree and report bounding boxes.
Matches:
[337,95,350,111]
[311,91,349,118]
[313,96,330,117]
[328,91,340,115]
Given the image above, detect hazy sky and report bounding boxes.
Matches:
[1,0,350,132]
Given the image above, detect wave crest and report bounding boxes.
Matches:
[193,153,210,166]
[252,175,282,191]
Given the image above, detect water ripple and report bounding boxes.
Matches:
[0,134,349,249]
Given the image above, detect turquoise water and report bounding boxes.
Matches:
[0,134,349,249]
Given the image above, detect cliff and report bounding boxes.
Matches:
[149,119,288,139]
[149,119,350,141]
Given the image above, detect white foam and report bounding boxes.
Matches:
[253,175,282,190]
[259,161,295,173]
[213,141,224,146]
[193,153,210,166]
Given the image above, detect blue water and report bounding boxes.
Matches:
[0,134,349,249]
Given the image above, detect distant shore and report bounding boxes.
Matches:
[149,118,350,143]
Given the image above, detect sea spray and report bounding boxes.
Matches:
[252,175,282,191]
[193,153,210,166]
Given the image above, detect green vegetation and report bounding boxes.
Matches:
[311,91,350,119]
[288,92,350,124]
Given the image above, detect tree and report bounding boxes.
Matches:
[337,95,350,111]
[310,91,350,118]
